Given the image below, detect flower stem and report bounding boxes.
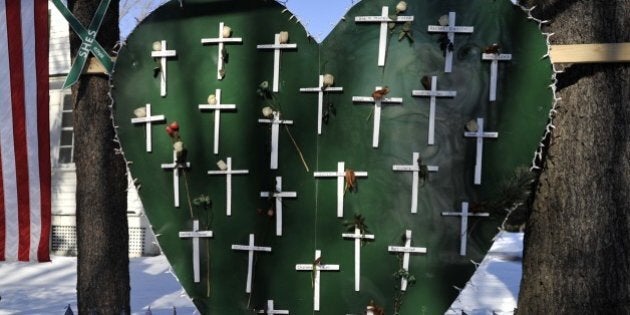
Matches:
[284,125,309,172]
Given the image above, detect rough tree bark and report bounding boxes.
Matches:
[68,0,130,314]
[518,0,629,313]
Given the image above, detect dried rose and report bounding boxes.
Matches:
[207,94,217,105]
[216,159,228,171]
[173,140,184,153]
[323,74,335,88]
[395,1,408,14]
[262,106,274,118]
[152,41,162,51]
[438,14,449,26]
[133,107,146,118]
[222,25,232,38]
[168,121,180,132]
[279,31,289,44]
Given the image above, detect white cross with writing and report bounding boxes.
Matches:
[161,151,190,208]
[299,75,344,135]
[256,33,297,92]
[207,157,249,216]
[295,249,340,311]
[313,161,368,218]
[482,53,512,101]
[179,220,213,283]
[130,104,165,152]
[260,176,297,236]
[257,300,289,314]
[464,118,498,185]
[151,40,177,97]
[355,6,414,66]
[427,12,474,73]
[392,152,439,214]
[352,87,403,148]
[200,22,243,80]
[411,76,457,145]
[388,229,427,291]
[441,202,489,256]
[199,89,236,155]
[231,233,272,293]
[342,226,375,291]
[258,111,293,170]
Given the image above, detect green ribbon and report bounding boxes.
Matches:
[51,0,113,88]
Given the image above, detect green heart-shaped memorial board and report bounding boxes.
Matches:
[112,0,551,313]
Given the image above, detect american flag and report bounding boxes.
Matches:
[0,0,51,262]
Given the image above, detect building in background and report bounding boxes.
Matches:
[48,1,158,257]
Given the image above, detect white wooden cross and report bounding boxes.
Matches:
[441,202,489,256]
[299,75,344,135]
[160,151,190,208]
[179,220,213,283]
[231,233,272,293]
[313,161,368,218]
[463,118,498,185]
[427,12,474,73]
[256,33,297,92]
[260,176,297,236]
[200,22,243,80]
[482,53,512,101]
[151,40,177,97]
[207,157,249,216]
[198,89,236,155]
[387,229,427,291]
[258,111,293,170]
[257,300,289,314]
[352,87,403,148]
[411,76,457,145]
[342,226,375,291]
[392,152,439,214]
[295,249,340,311]
[130,104,165,152]
[354,6,414,66]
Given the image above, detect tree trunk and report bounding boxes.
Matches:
[68,0,130,314]
[518,0,629,313]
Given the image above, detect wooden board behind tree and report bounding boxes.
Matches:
[518,0,630,313]
[68,0,130,314]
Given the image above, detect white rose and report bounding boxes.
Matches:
[438,14,449,26]
[173,141,184,153]
[222,25,232,38]
[323,74,335,87]
[133,107,146,118]
[152,41,162,51]
[279,31,289,44]
[207,94,217,105]
[396,1,407,13]
[262,106,274,117]
[465,119,478,132]
[216,159,228,171]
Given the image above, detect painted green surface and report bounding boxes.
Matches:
[112,0,552,313]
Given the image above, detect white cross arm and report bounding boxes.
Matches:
[231,244,272,252]
[464,131,499,138]
[441,211,490,217]
[260,191,297,198]
[299,87,344,93]
[427,25,474,33]
[482,53,513,60]
[207,169,249,175]
[257,118,294,125]
[199,104,237,110]
[412,90,457,97]
[201,37,243,44]
[355,16,414,22]
[313,171,368,177]
[151,50,177,58]
[130,115,166,123]
[256,43,297,49]
[295,264,340,271]
[342,232,375,240]
[388,245,427,254]
[179,231,214,238]
[352,96,404,103]
[392,165,439,172]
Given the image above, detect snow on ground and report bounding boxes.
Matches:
[0,233,524,314]
[0,255,198,315]
[445,232,524,315]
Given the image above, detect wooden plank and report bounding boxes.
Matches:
[550,43,630,64]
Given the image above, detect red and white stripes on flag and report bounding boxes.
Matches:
[0,0,51,262]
